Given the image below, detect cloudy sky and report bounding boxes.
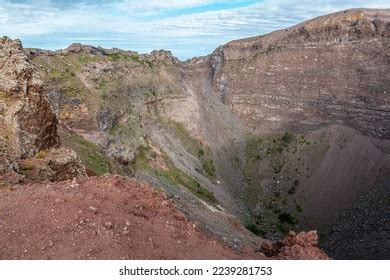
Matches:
[0,0,388,59]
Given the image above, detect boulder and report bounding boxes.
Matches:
[260,231,330,259]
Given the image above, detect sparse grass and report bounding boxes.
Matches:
[245,132,297,186]
[245,223,265,236]
[288,179,300,194]
[109,123,120,136]
[132,146,151,172]
[107,53,123,62]
[170,122,203,157]
[48,69,64,79]
[107,53,153,67]
[155,167,217,205]
[168,121,216,179]
[132,145,218,205]
[243,131,300,211]
[267,132,295,155]
[78,54,101,63]
[272,159,284,174]
[278,212,297,225]
[202,160,216,178]
[295,204,303,212]
[60,129,110,175]
[232,156,241,168]
[107,53,144,65]
[35,150,48,159]
[130,54,144,64]
[245,135,263,162]
[0,91,8,98]
[281,132,294,146]
[107,53,134,61]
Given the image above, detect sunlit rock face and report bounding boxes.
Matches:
[205,9,390,139]
[0,36,59,167]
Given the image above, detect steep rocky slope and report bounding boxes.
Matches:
[181,8,390,238]
[322,179,389,259]
[205,8,390,138]
[14,8,390,259]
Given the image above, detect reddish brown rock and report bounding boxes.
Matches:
[260,231,330,260]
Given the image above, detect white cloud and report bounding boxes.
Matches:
[148,0,390,36]
[117,0,221,11]
[0,0,388,58]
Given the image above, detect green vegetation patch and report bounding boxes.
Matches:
[107,53,126,62]
[266,132,295,155]
[59,129,110,175]
[168,121,216,179]
[245,223,266,237]
[77,54,101,64]
[245,135,264,162]
[295,204,303,213]
[155,168,217,205]
[242,131,303,236]
[131,145,218,205]
[107,53,152,67]
[278,212,297,225]
[202,160,216,178]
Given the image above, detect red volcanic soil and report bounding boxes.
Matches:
[0,175,264,260]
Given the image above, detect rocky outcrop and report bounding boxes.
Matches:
[17,148,86,183]
[0,36,59,164]
[42,148,86,181]
[261,231,330,259]
[0,37,86,182]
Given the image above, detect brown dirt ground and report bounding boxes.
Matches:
[0,175,265,260]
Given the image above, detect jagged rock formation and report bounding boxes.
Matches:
[13,8,390,259]
[0,37,86,183]
[0,37,59,163]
